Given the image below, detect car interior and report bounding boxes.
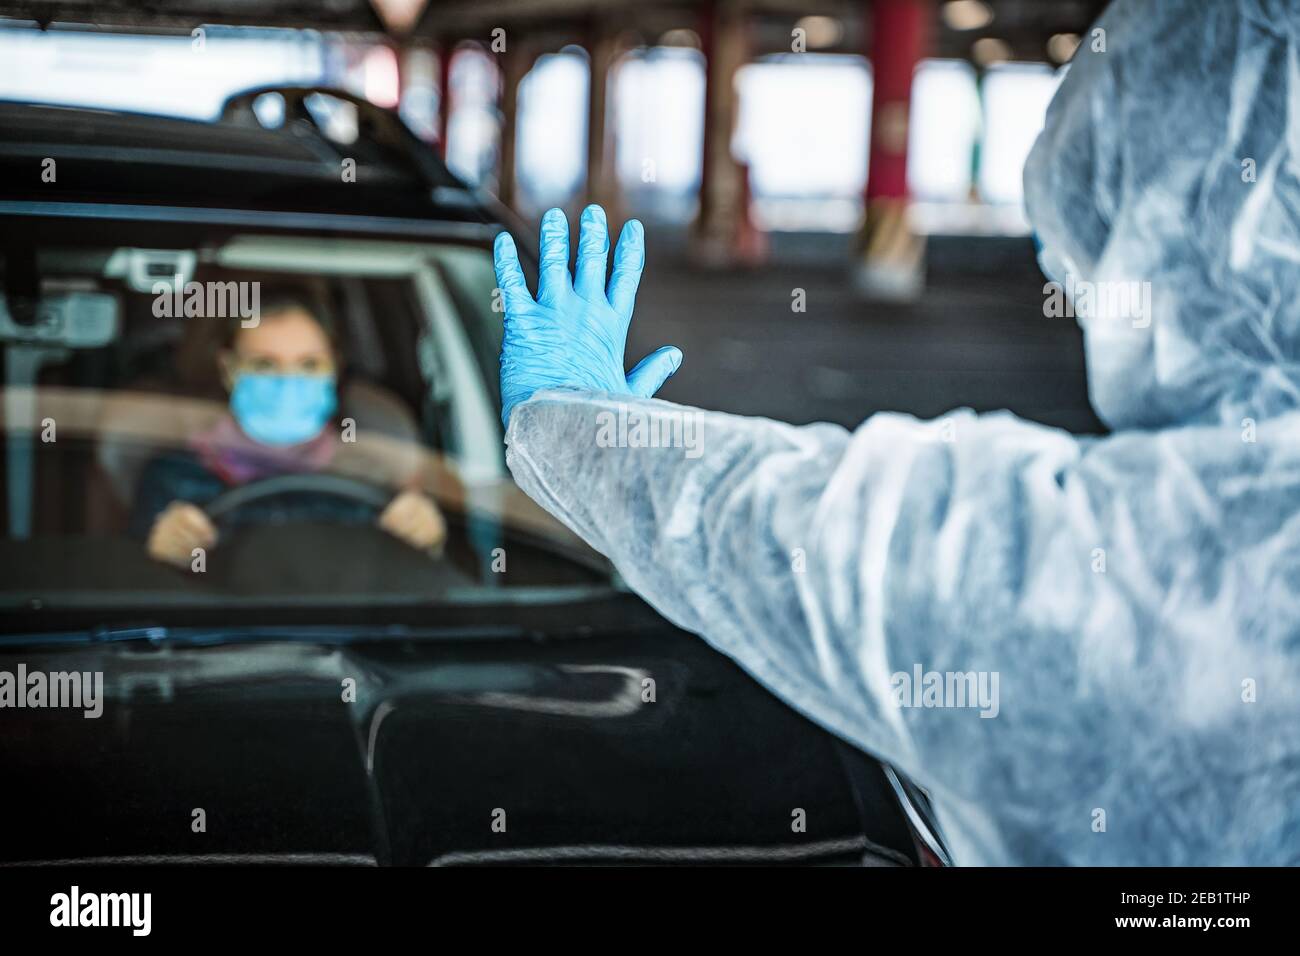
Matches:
[0,228,611,610]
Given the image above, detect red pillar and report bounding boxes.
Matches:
[856,0,930,299]
[696,2,717,226]
[436,40,454,160]
[866,0,928,202]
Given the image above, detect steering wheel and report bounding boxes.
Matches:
[205,473,394,527]
[195,474,461,593]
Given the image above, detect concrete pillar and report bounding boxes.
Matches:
[692,0,757,265]
[585,20,624,217]
[855,0,930,300]
[496,43,534,211]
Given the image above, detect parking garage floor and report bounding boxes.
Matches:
[632,231,1105,436]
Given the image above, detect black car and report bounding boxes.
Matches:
[0,87,947,866]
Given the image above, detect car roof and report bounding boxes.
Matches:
[0,94,498,232]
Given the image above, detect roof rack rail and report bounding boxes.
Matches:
[218,84,465,194]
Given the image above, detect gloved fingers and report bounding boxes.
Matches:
[625,345,682,398]
[537,207,572,304]
[607,218,645,320]
[574,204,611,301]
[493,232,532,307]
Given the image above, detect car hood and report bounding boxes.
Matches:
[0,628,912,866]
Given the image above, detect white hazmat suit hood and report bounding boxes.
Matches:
[1025,0,1300,431]
[503,0,1300,866]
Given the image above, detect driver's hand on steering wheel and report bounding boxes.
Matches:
[147,501,218,570]
[378,489,447,554]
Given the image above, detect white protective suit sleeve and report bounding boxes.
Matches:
[506,392,1300,866]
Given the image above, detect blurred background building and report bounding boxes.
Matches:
[0,0,1110,433]
[0,3,1101,247]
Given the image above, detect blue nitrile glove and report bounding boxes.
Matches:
[494,204,684,429]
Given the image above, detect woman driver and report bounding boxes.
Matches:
[136,287,446,568]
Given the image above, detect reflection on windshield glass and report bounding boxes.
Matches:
[0,234,608,615]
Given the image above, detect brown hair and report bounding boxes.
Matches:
[219,281,340,353]
[172,275,345,398]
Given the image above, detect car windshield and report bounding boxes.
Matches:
[0,220,612,626]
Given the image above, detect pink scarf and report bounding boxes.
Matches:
[190,415,338,486]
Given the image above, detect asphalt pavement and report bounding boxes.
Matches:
[629,230,1104,436]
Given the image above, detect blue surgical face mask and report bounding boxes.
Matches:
[230,373,337,446]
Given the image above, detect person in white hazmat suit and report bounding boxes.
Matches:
[492,0,1300,865]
